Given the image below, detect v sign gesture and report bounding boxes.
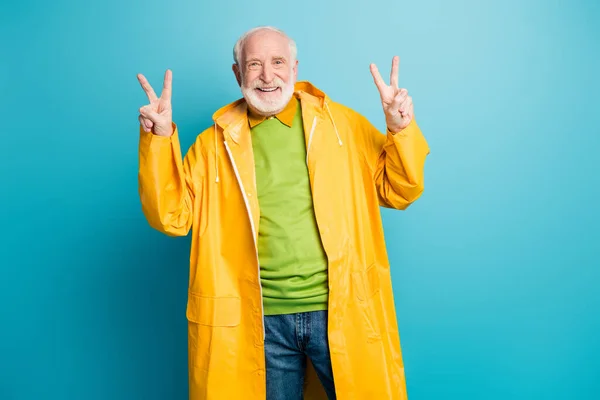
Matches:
[137,69,174,137]
[370,56,414,133]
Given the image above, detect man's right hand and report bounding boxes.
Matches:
[137,69,173,137]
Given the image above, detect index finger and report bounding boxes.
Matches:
[137,73,158,102]
[161,69,172,102]
[390,56,399,89]
[370,63,387,93]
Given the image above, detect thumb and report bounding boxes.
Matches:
[139,106,161,123]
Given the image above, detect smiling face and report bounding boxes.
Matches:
[233,29,298,116]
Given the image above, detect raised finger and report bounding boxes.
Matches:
[390,56,399,89]
[370,63,387,94]
[137,74,158,102]
[161,69,172,101]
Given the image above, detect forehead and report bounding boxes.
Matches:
[242,30,291,61]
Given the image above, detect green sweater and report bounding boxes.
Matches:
[250,98,329,315]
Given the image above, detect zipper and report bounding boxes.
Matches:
[223,140,265,340]
[306,116,318,165]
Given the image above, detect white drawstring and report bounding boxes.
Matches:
[306,116,318,165]
[214,122,219,183]
[324,101,343,146]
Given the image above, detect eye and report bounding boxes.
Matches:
[247,61,261,70]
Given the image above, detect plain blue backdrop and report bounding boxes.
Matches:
[1,0,598,399]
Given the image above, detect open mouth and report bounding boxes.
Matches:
[256,87,280,93]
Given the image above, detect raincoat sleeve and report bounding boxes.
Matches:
[138,123,202,236]
[358,115,430,210]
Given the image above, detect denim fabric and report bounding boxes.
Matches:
[264,310,336,400]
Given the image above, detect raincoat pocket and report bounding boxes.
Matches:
[186,293,241,327]
[352,263,380,301]
[186,293,242,372]
[351,264,382,341]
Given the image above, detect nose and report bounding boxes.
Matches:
[260,64,274,83]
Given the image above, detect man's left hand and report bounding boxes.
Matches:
[370,56,414,133]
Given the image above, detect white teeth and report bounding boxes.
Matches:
[258,87,278,92]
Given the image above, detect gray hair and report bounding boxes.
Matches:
[233,26,297,66]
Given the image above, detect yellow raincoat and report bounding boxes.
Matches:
[138,81,430,399]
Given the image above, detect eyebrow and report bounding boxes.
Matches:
[244,56,287,64]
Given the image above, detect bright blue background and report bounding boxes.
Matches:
[1,0,598,399]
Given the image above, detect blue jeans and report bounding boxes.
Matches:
[264,310,337,400]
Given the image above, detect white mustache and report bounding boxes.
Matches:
[250,78,285,89]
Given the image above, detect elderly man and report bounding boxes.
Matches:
[137,26,429,400]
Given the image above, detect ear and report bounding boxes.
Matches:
[293,59,299,81]
[232,64,242,87]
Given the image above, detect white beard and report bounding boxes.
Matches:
[241,74,295,115]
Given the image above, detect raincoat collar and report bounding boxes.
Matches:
[212,80,331,143]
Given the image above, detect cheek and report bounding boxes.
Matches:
[243,71,260,86]
[275,70,291,83]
